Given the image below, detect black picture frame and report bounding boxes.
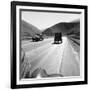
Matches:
[11,1,88,89]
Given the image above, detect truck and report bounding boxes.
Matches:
[54,32,62,44]
[32,34,44,42]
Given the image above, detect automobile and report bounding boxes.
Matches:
[32,34,44,42]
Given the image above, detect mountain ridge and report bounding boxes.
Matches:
[42,19,80,36]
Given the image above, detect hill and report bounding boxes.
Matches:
[42,19,80,37]
[21,20,41,40]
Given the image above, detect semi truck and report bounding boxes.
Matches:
[32,34,44,42]
[54,32,62,44]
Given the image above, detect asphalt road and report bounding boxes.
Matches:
[22,37,80,77]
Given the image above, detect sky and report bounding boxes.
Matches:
[22,11,80,30]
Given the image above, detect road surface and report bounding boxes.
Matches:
[21,37,80,77]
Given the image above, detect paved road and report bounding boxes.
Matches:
[22,37,80,77]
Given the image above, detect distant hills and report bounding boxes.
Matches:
[42,19,80,37]
[21,20,41,40]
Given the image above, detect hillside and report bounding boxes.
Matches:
[21,20,41,40]
[42,20,80,36]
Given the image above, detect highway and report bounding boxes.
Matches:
[21,37,80,77]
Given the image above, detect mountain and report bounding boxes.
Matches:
[21,20,41,40]
[42,19,80,37]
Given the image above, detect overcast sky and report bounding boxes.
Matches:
[22,11,80,30]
